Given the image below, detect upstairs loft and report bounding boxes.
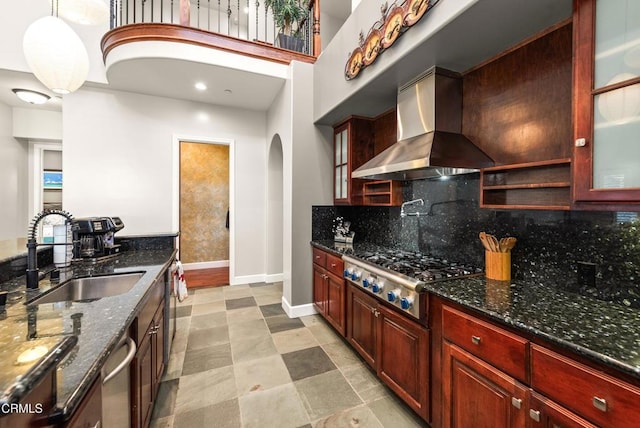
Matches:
[100,0,323,109]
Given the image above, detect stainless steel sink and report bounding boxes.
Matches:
[28,272,145,305]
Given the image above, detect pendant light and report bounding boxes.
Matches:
[50,0,109,26]
[22,1,89,95]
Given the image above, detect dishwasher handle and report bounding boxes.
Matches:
[102,337,136,385]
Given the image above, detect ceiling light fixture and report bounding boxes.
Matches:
[23,1,89,95]
[224,89,233,94]
[50,0,109,26]
[195,82,207,91]
[12,89,51,105]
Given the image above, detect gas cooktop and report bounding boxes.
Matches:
[357,249,483,282]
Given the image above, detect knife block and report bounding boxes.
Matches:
[485,250,511,281]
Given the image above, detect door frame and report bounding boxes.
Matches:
[172,135,235,284]
[30,141,62,218]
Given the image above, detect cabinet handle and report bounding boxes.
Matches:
[471,335,481,345]
[592,396,607,412]
[529,409,540,422]
[92,421,101,428]
[374,309,380,318]
[315,255,321,259]
[575,138,587,147]
[103,338,136,385]
[331,263,337,268]
[511,397,522,409]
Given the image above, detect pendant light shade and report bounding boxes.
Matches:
[23,16,89,95]
[50,0,109,26]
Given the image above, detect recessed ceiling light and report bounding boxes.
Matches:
[195,82,207,91]
[12,88,51,104]
[224,89,233,94]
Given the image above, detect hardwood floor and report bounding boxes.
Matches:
[183,267,229,288]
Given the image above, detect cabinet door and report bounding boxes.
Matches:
[346,285,377,367]
[153,303,166,388]
[442,341,528,428]
[325,272,346,336]
[334,124,349,203]
[377,305,429,421]
[573,0,640,203]
[135,333,154,428]
[529,391,597,428]
[312,264,326,315]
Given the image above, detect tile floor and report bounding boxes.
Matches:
[150,282,429,428]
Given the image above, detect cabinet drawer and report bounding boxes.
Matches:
[312,247,327,268]
[531,345,640,427]
[442,306,528,382]
[325,253,344,278]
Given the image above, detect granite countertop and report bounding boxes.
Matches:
[0,247,176,421]
[311,240,640,380]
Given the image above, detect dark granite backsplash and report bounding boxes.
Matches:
[313,173,640,308]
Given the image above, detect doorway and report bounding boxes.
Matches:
[179,140,230,287]
[266,136,284,283]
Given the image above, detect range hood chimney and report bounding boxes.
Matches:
[352,67,493,180]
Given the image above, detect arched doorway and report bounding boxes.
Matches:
[266,135,283,283]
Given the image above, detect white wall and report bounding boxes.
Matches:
[13,108,62,140]
[63,87,267,279]
[314,0,475,121]
[0,103,29,240]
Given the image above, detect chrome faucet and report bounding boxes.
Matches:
[26,209,74,289]
[400,198,425,218]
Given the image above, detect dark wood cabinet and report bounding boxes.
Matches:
[573,0,640,205]
[66,377,102,428]
[332,114,403,206]
[311,247,346,336]
[132,278,166,428]
[377,304,429,420]
[346,284,429,421]
[442,341,528,428]
[346,284,377,367]
[529,391,597,428]
[333,118,373,205]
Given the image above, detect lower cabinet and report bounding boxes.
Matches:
[66,377,102,428]
[529,391,597,428]
[347,284,429,421]
[312,248,346,336]
[442,341,528,428]
[132,277,166,428]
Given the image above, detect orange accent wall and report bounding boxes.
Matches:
[180,142,229,263]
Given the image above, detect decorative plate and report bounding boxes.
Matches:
[405,0,429,27]
[382,6,404,49]
[363,29,382,66]
[345,47,364,80]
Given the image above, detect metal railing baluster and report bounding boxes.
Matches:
[227,0,231,36]
[218,0,221,33]
[255,1,259,43]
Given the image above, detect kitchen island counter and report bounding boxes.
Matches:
[311,240,640,381]
[0,247,176,422]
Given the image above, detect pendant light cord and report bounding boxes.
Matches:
[52,0,59,17]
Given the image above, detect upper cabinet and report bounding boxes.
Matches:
[333,112,403,206]
[573,0,640,204]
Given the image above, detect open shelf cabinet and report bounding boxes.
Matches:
[362,180,403,206]
[480,159,571,210]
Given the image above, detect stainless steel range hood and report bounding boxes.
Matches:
[352,67,493,180]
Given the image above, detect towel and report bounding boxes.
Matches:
[173,260,188,302]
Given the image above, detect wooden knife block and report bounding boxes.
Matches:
[485,250,511,281]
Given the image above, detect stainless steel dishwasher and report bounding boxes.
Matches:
[101,332,136,427]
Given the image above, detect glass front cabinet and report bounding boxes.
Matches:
[332,118,374,205]
[573,0,640,203]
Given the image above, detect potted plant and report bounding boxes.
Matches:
[264,0,310,53]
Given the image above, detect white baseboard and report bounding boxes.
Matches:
[265,273,283,283]
[232,274,267,285]
[182,260,229,270]
[281,295,317,319]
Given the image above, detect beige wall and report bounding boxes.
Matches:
[180,142,230,264]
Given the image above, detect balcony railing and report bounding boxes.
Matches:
[109,0,320,57]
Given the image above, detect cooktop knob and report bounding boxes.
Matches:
[363,277,373,288]
[343,268,353,278]
[351,271,361,281]
[400,296,414,310]
[387,289,401,302]
[371,282,384,293]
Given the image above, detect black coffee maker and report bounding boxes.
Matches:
[72,217,124,260]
